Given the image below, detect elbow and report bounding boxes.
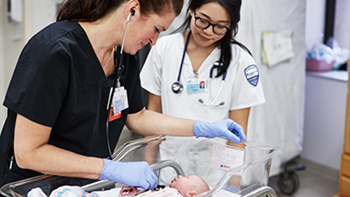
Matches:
[14,152,28,169]
[14,146,34,169]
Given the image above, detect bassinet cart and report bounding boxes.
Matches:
[0,135,281,197]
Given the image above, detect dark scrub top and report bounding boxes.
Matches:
[0,20,144,187]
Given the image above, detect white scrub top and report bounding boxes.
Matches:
[140,33,265,187]
[140,33,265,122]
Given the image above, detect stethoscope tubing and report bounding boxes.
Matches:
[211,80,224,104]
[176,31,191,82]
[172,31,192,93]
[105,12,132,159]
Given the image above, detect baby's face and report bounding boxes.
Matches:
[169,175,199,194]
[169,175,192,189]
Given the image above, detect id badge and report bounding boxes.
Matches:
[109,109,121,122]
[187,78,207,93]
[113,87,129,113]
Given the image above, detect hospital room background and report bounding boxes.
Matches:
[0,0,349,196]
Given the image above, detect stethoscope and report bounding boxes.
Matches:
[171,31,227,107]
[105,10,134,159]
[171,31,191,93]
[198,61,227,107]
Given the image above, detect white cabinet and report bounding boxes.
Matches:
[334,70,350,197]
[302,71,348,171]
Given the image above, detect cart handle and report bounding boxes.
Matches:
[242,186,277,197]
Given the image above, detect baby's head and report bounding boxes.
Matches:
[169,175,210,197]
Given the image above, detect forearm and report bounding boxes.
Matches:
[126,108,247,144]
[147,93,162,113]
[228,108,250,146]
[15,143,104,179]
[14,114,104,179]
[229,108,250,135]
[126,108,195,137]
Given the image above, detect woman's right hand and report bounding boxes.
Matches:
[193,119,246,143]
[99,159,157,190]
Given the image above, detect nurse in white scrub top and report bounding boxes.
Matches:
[140,0,265,187]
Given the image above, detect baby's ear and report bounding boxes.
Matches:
[185,191,198,197]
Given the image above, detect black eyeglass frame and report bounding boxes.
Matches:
[193,10,232,35]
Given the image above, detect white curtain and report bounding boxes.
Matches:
[237,0,306,176]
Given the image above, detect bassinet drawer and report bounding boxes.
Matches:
[341,153,350,177]
[339,175,350,197]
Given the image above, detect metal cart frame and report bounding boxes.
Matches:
[1,135,280,197]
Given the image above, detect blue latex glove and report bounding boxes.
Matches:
[99,159,157,190]
[193,119,246,143]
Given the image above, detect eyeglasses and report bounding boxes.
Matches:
[193,10,231,35]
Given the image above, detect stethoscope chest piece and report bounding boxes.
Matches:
[172,81,183,93]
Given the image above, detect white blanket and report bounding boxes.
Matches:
[28,186,183,197]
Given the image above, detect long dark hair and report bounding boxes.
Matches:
[56,0,183,22]
[177,0,251,77]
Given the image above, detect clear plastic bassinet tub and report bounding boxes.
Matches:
[0,135,281,197]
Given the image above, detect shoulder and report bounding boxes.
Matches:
[27,20,85,52]
[24,21,88,62]
[147,33,184,61]
[231,44,253,59]
[31,20,81,41]
[155,32,183,48]
[230,44,256,66]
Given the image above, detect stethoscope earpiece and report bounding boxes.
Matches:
[198,99,225,107]
[218,101,225,106]
[172,81,183,94]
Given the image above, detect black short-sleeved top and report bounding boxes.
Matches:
[0,20,144,186]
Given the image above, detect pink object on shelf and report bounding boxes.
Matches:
[306,58,334,71]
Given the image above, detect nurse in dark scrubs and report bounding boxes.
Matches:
[0,0,246,193]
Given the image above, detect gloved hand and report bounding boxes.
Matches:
[99,159,157,190]
[193,119,246,143]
